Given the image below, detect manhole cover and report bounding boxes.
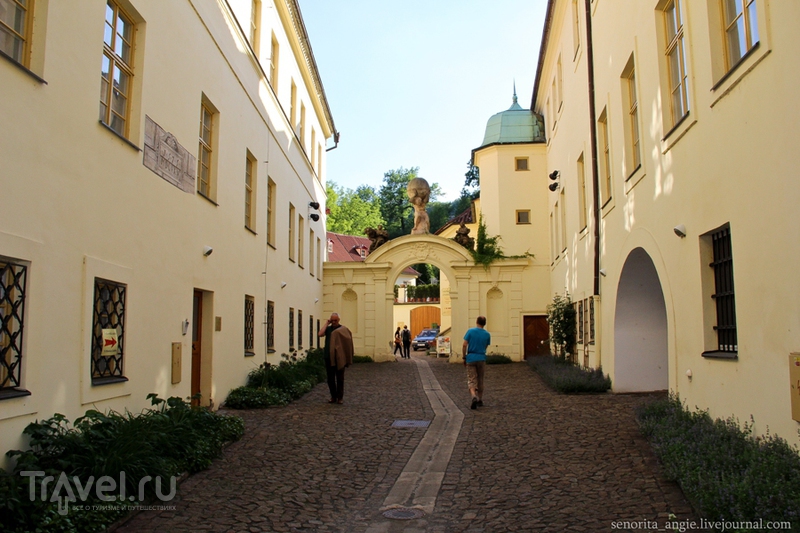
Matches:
[382,507,426,520]
[391,420,431,428]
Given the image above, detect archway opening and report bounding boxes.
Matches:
[613,247,668,392]
[392,262,449,354]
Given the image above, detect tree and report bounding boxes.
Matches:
[463,160,480,197]
[379,167,418,238]
[325,182,384,236]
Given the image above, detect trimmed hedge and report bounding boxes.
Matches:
[636,394,800,528]
[528,355,611,393]
[486,354,512,364]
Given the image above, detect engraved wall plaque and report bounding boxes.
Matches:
[143,115,196,193]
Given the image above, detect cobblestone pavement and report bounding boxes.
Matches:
[116,354,696,533]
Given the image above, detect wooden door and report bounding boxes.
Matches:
[191,290,202,405]
[523,315,550,358]
[410,306,441,338]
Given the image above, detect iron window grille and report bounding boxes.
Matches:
[589,297,595,345]
[309,315,314,348]
[0,259,27,394]
[316,319,320,349]
[578,300,584,343]
[289,307,294,350]
[91,278,127,384]
[267,300,275,353]
[244,295,255,356]
[711,227,737,352]
[298,310,303,350]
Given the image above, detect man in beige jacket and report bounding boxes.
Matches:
[318,313,354,404]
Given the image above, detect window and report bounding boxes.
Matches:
[309,229,315,276]
[707,226,738,354]
[316,319,321,349]
[245,151,256,231]
[557,56,563,110]
[299,103,306,150]
[560,189,567,253]
[358,247,366,260]
[621,57,641,176]
[289,307,294,350]
[197,97,218,200]
[589,297,595,344]
[288,203,295,261]
[269,33,279,91]
[0,0,31,65]
[298,310,303,350]
[663,0,689,127]
[317,237,322,279]
[550,211,556,262]
[722,0,759,70]
[298,215,304,268]
[91,278,127,384]
[0,258,28,397]
[317,144,323,176]
[309,315,314,348]
[577,153,587,231]
[515,157,529,171]
[550,80,558,129]
[249,0,261,54]
[267,178,276,246]
[244,295,255,356]
[267,300,275,353]
[311,129,316,170]
[516,210,531,224]
[578,300,584,343]
[598,108,612,206]
[290,79,297,128]
[327,239,333,254]
[100,0,135,137]
[572,0,581,57]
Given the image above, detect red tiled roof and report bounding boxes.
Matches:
[325,231,420,276]
[435,204,475,235]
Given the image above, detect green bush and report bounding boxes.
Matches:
[636,394,800,529]
[528,355,611,393]
[353,355,373,363]
[0,395,244,533]
[486,354,512,364]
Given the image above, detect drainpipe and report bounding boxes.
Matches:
[585,0,600,297]
[325,131,340,152]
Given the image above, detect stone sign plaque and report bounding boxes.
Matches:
[143,115,195,193]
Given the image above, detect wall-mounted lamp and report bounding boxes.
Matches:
[548,182,560,192]
[673,224,687,238]
[280,281,287,288]
[203,246,213,256]
[314,298,319,303]
[549,170,560,180]
[599,269,607,277]
[686,369,693,381]
[548,170,560,192]
[310,213,320,222]
[309,201,320,210]
[182,319,190,336]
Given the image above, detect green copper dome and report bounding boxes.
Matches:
[479,88,545,148]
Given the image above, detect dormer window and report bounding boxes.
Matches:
[359,247,367,259]
[327,239,333,253]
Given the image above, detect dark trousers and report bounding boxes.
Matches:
[394,342,403,355]
[403,342,411,358]
[325,360,345,400]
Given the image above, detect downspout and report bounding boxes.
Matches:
[325,131,340,152]
[584,0,600,297]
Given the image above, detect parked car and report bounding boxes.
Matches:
[412,329,439,351]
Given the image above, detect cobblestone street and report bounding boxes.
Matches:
[115,355,695,532]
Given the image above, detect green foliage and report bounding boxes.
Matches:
[405,284,440,300]
[637,394,800,528]
[325,182,384,235]
[470,215,505,268]
[353,355,374,363]
[546,293,577,357]
[464,160,480,191]
[528,355,611,393]
[0,395,243,532]
[226,349,326,409]
[379,167,419,238]
[486,354,512,364]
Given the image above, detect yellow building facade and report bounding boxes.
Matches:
[531,0,800,443]
[0,0,336,459]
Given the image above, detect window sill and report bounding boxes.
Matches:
[710,42,770,109]
[661,113,697,155]
[0,388,32,400]
[98,121,142,152]
[268,348,276,354]
[245,226,257,236]
[0,50,47,84]
[197,191,219,206]
[701,350,738,360]
[245,351,255,357]
[624,165,645,194]
[92,376,130,386]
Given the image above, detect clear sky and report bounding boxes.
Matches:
[300,1,548,201]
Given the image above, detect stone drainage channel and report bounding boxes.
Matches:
[364,357,465,533]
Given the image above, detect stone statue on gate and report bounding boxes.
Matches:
[407,177,431,235]
[453,222,474,250]
[365,225,389,253]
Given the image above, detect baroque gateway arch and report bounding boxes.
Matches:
[322,234,539,362]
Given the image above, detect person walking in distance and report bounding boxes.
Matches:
[318,313,354,404]
[393,327,403,357]
[401,325,412,359]
[463,316,491,410]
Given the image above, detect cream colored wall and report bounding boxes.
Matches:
[535,0,800,443]
[0,0,332,460]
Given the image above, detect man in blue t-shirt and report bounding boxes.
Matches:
[462,316,491,410]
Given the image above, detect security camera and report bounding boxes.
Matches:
[203,246,213,256]
[310,213,320,222]
[673,224,687,238]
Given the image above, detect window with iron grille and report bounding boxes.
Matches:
[577,300,584,343]
[309,315,314,348]
[289,307,294,350]
[589,297,595,345]
[298,310,303,350]
[316,319,320,349]
[91,278,127,384]
[583,298,590,346]
[267,300,275,353]
[0,258,28,397]
[710,227,737,353]
[244,295,255,356]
